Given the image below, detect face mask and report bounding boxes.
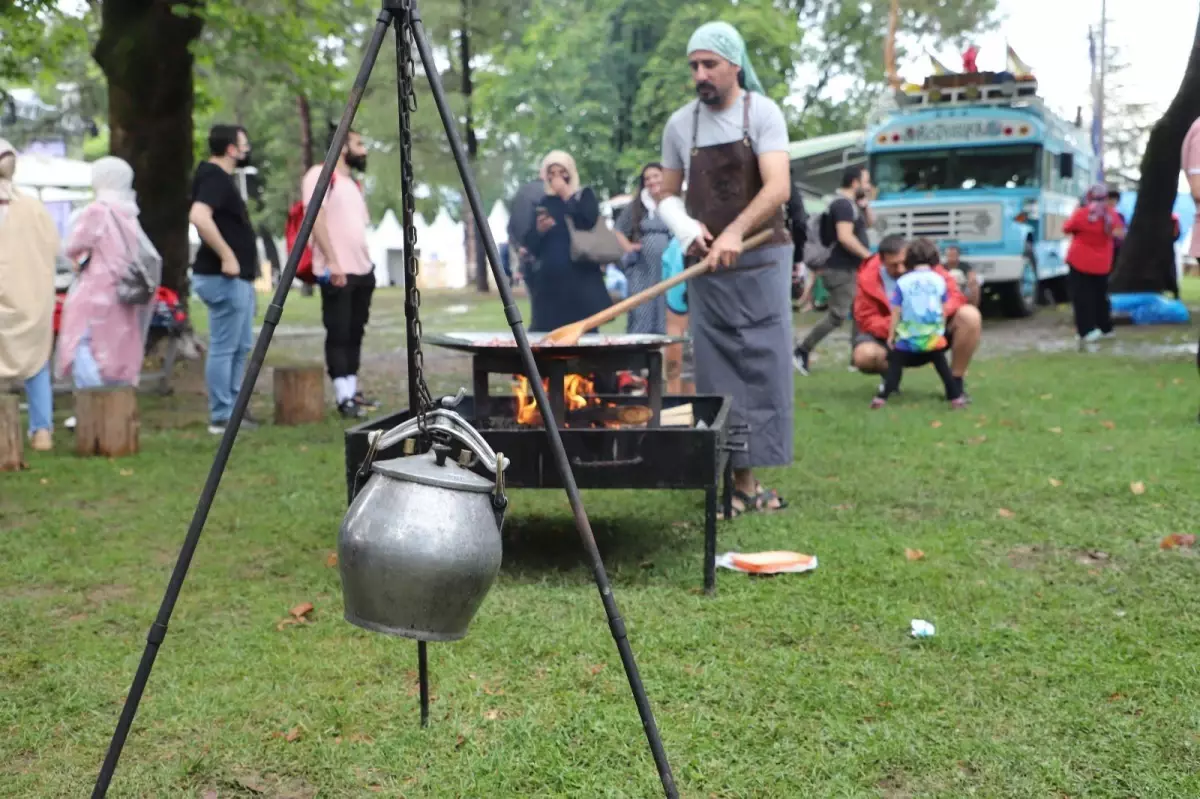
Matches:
[346,152,368,172]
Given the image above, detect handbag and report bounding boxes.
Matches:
[567,215,625,265]
[108,208,160,305]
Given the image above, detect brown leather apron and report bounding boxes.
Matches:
[684,92,790,250]
[680,92,794,470]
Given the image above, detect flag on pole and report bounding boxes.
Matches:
[928,52,952,75]
[1088,28,1104,177]
[1006,44,1033,77]
[962,45,980,73]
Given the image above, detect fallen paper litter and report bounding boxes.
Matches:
[910,619,936,638]
[716,551,817,575]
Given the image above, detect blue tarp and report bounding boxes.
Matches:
[1109,292,1191,325]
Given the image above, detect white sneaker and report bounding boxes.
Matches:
[1083,329,1103,343]
[65,416,77,430]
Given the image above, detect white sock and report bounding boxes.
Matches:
[347,375,358,399]
[334,377,352,404]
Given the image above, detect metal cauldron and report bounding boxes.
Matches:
[338,408,509,642]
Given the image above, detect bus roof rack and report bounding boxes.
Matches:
[901,71,1042,112]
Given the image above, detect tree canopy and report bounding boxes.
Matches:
[0,0,998,284]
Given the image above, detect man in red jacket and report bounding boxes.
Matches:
[851,234,983,398]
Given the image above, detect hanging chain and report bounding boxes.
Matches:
[397,3,436,433]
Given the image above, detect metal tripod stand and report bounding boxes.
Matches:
[90,0,677,796]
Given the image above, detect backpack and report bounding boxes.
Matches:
[802,207,836,269]
[285,172,340,285]
[107,208,162,305]
[785,183,809,254]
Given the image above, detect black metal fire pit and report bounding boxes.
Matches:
[346,333,742,592]
[345,394,737,592]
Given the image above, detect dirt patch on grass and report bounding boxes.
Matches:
[0,584,63,602]
[1007,544,1051,570]
[203,770,318,798]
[85,584,134,604]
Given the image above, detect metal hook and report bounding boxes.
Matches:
[439,388,466,409]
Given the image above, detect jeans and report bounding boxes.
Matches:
[193,274,255,423]
[319,271,375,380]
[72,332,125,389]
[24,360,53,435]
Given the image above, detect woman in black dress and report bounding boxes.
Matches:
[522,150,612,333]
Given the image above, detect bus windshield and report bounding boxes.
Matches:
[872,145,1042,193]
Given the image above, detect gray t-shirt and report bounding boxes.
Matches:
[661,92,790,183]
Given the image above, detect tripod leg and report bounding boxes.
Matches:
[418,641,430,727]
[90,12,396,798]
[403,4,677,796]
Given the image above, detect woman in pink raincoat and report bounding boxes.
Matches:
[58,157,161,388]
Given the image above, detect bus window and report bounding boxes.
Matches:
[873,145,1042,193]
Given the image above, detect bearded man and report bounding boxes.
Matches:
[657,22,794,518]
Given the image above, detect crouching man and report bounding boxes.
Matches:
[851,234,982,400]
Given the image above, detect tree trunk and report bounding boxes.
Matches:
[298,93,314,171]
[0,394,23,472]
[93,0,204,300]
[1109,7,1200,296]
[273,365,326,425]
[460,0,489,294]
[75,387,140,458]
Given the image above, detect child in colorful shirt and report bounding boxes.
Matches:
[871,238,965,409]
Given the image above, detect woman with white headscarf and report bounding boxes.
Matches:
[58,156,161,388]
[0,139,61,452]
[521,150,612,332]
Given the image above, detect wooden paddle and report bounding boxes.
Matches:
[540,227,777,347]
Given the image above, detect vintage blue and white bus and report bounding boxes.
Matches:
[865,72,1096,316]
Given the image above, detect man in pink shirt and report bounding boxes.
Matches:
[302,128,377,419]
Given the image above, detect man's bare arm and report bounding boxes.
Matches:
[724,151,791,239]
[661,168,684,199]
[836,221,872,260]
[188,202,233,260]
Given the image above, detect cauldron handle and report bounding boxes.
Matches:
[369,408,509,476]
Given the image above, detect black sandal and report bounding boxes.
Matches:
[719,489,763,520]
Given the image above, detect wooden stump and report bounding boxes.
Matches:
[75,387,139,458]
[274,366,326,426]
[0,394,24,471]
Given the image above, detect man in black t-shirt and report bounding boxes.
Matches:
[188,124,261,435]
[793,165,874,374]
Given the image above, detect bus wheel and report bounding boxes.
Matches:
[1041,275,1070,305]
[998,257,1038,318]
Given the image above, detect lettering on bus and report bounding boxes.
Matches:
[875,119,1034,146]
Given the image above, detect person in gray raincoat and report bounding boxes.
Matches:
[656,21,794,518]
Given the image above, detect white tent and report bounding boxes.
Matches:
[486,200,509,245]
[420,208,467,289]
[368,208,405,287]
[13,153,93,191]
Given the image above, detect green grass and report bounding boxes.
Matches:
[3,306,1199,796]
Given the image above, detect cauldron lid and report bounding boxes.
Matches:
[372,451,496,494]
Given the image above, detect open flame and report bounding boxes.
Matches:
[514,374,598,426]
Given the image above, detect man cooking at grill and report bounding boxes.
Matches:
[658,21,794,518]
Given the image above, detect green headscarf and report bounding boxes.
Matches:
[686,21,765,95]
